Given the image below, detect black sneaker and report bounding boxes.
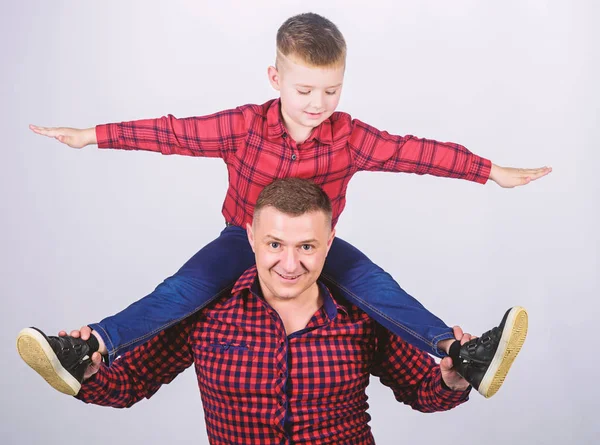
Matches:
[454,306,528,398]
[16,327,96,396]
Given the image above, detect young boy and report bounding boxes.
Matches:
[18,13,549,399]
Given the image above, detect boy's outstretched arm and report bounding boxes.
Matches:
[348,119,551,188]
[489,164,552,188]
[29,108,248,160]
[29,125,96,149]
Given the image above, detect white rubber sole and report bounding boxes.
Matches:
[478,307,528,398]
[16,328,81,396]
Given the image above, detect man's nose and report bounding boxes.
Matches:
[281,247,299,272]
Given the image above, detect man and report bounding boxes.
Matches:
[17,178,525,444]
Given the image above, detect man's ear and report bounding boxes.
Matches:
[325,228,336,256]
[246,222,256,253]
[267,65,281,91]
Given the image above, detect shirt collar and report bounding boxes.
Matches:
[266,99,333,146]
[232,265,346,321]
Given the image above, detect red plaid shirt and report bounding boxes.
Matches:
[96,99,491,227]
[77,266,470,444]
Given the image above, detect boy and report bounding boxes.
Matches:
[19,12,549,399]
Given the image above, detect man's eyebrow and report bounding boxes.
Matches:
[262,235,284,243]
[262,235,320,245]
[294,83,343,89]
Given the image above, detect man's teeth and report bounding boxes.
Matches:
[277,272,300,279]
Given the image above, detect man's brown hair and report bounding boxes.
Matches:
[254,178,333,226]
[276,12,346,68]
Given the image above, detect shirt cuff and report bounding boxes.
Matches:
[95,124,114,149]
[434,371,471,403]
[467,156,492,184]
[75,364,110,402]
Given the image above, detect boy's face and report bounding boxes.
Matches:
[247,206,335,304]
[268,54,344,134]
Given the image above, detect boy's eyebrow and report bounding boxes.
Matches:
[295,83,343,89]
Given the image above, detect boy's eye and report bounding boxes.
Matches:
[325,90,337,95]
[297,90,310,95]
[269,242,280,249]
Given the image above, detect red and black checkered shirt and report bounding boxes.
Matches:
[77,266,470,444]
[96,99,491,227]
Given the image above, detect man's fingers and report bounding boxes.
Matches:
[79,326,92,341]
[91,352,102,365]
[460,333,472,345]
[69,330,81,338]
[452,326,464,340]
[440,356,454,371]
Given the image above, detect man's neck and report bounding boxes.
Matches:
[263,284,323,336]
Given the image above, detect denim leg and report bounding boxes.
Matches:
[321,236,454,357]
[89,225,254,363]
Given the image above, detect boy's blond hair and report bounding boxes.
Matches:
[276,13,346,68]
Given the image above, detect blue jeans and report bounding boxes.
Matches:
[90,225,454,363]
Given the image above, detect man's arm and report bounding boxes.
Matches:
[75,316,196,408]
[348,118,550,188]
[371,325,471,413]
[29,107,248,162]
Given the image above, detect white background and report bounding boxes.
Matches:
[1,1,597,444]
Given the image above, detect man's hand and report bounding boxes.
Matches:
[440,326,472,391]
[489,163,552,188]
[58,326,105,380]
[29,125,96,149]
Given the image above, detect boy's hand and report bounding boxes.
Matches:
[439,326,472,391]
[489,164,552,188]
[29,125,96,149]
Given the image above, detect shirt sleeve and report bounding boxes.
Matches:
[348,118,491,183]
[371,326,470,413]
[75,317,196,408]
[95,107,248,163]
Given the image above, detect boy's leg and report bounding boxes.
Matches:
[89,224,254,364]
[321,237,528,398]
[322,237,454,357]
[17,225,255,395]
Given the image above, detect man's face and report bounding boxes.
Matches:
[247,206,335,303]
[268,54,344,134]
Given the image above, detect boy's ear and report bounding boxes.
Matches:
[267,66,281,91]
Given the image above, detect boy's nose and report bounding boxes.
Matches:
[310,92,325,110]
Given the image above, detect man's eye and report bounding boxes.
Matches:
[269,242,280,249]
[325,90,337,95]
[301,244,313,251]
[297,90,310,95]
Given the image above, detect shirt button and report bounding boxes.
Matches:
[282,133,287,138]
[291,154,297,160]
